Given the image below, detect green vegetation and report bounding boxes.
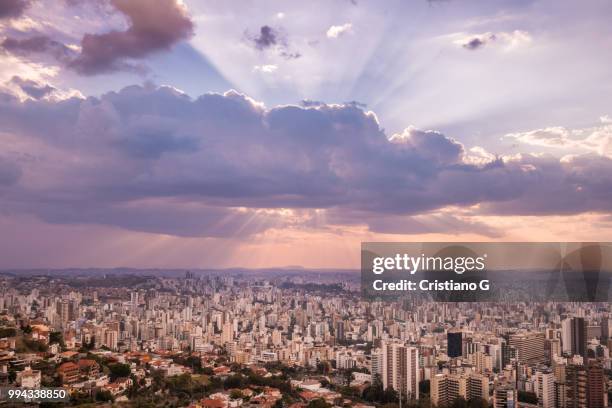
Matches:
[229,389,244,399]
[0,327,17,338]
[518,391,538,404]
[172,354,210,374]
[108,362,132,380]
[307,398,332,408]
[362,375,399,404]
[15,337,48,353]
[49,331,66,349]
[95,389,114,402]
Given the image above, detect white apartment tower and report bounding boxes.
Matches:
[536,370,555,408]
[382,341,420,400]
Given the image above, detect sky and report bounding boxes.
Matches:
[0,0,611,269]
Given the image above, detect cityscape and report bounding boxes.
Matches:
[2,0,612,407]
[0,269,609,408]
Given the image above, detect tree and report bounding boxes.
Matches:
[467,397,489,408]
[518,391,538,404]
[382,387,399,404]
[419,379,430,395]
[316,361,330,374]
[363,373,385,403]
[49,331,66,349]
[307,398,331,408]
[451,396,468,408]
[108,363,131,381]
[95,389,114,402]
[339,386,360,398]
[229,389,244,399]
[224,374,244,389]
[0,327,16,338]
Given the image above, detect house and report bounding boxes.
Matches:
[30,325,50,343]
[77,359,100,379]
[16,367,41,388]
[58,361,80,385]
[48,343,60,355]
[213,365,231,375]
[103,377,133,396]
[299,379,322,391]
[59,351,79,360]
[163,363,189,377]
[201,398,227,408]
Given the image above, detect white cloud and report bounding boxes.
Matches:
[253,64,278,73]
[506,116,612,158]
[454,30,532,50]
[326,23,353,39]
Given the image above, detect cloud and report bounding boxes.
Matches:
[389,126,464,164]
[1,35,76,63]
[456,30,531,50]
[253,64,278,73]
[69,0,193,74]
[462,36,489,50]
[9,75,55,99]
[506,117,612,158]
[0,85,611,238]
[508,126,572,146]
[326,23,353,39]
[327,209,501,237]
[0,0,29,19]
[248,25,301,60]
[0,157,21,186]
[1,0,193,75]
[252,25,278,50]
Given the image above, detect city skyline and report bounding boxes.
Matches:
[0,270,609,407]
[1,0,612,268]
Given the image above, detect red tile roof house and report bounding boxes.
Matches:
[201,398,227,408]
[103,377,133,396]
[58,362,80,385]
[298,390,319,400]
[77,359,100,379]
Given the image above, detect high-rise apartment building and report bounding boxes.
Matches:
[382,341,420,400]
[448,330,463,358]
[509,332,546,365]
[494,386,516,408]
[536,369,555,408]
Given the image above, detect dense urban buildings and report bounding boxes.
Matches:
[0,270,610,407]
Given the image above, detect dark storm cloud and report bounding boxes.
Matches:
[70,0,194,74]
[0,85,611,237]
[0,0,29,19]
[1,0,193,75]
[462,34,496,50]
[1,35,76,63]
[13,196,281,238]
[253,25,277,50]
[249,25,301,60]
[279,50,301,60]
[9,76,55,99]
[463,37,485,50]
